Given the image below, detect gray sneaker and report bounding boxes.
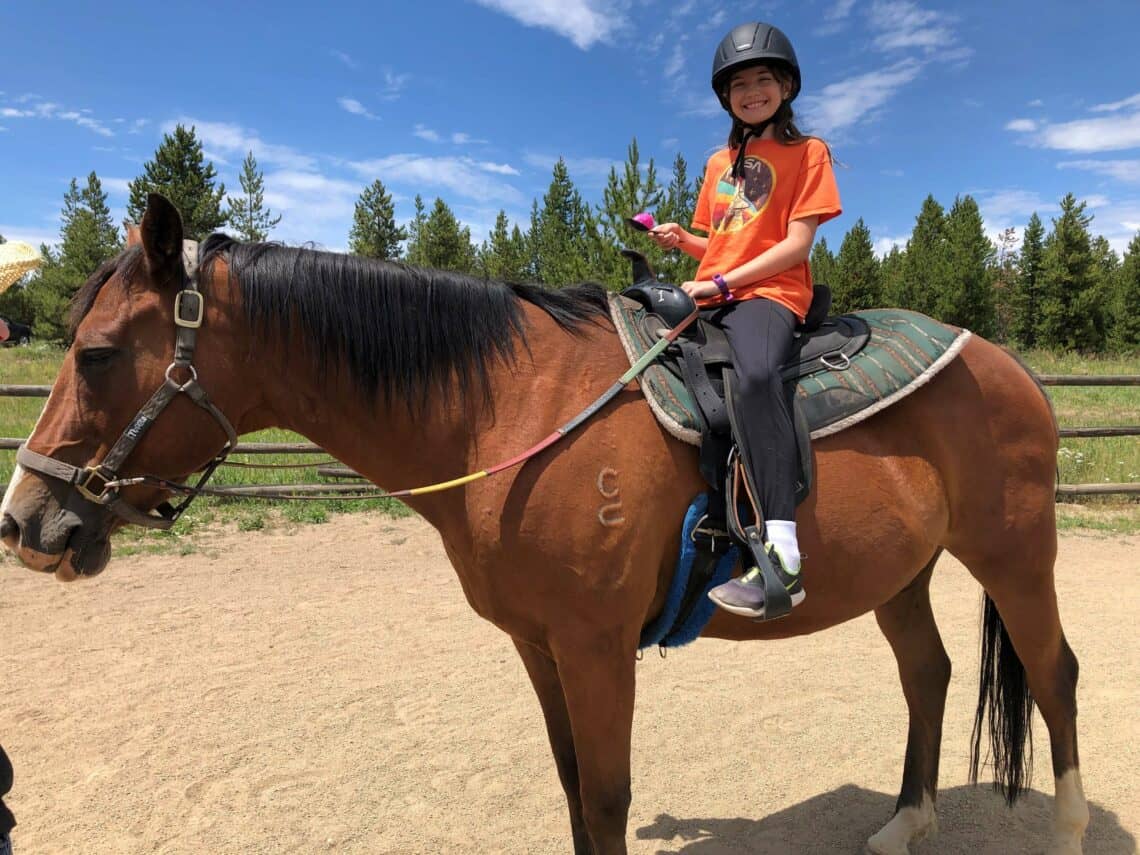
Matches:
[708,546,805,619]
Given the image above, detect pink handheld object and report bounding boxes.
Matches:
[626,211,657,232]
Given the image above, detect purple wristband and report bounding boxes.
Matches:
[712,273,735,302]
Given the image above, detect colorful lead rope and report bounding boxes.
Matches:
[401,304,698,496]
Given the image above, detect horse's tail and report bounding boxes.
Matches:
[969,592,1035,805]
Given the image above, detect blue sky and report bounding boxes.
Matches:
[2,0,1139,260]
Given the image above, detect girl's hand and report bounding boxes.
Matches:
[647,222,687,249]
[681,280,721,300]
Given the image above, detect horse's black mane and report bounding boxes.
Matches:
[73,236,610,412]
[201,235,609,410]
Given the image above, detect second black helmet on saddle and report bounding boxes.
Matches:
[711,22,801,111]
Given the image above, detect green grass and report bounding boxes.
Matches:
[3,344,1137,544]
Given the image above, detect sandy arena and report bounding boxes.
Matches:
[1,515,1137,853]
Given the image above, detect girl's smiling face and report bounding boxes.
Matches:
[727,65,790,125]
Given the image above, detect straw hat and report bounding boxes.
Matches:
[0,241,43,293]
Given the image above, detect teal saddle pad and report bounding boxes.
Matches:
[609,297,972,444]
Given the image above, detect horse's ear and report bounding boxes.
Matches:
[124,222,142,248]
[140,193,185,285]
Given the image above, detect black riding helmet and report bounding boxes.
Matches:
[711,22,801,112]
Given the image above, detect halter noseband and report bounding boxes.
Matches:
[15,241,239,530]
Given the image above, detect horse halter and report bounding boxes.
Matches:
[15,241,239,530]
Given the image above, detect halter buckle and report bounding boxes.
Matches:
[76,466,114,504]
[174,290,204,329]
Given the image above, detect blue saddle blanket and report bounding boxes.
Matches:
[638,493,739,650]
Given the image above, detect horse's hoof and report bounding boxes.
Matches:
[865,796,937,855]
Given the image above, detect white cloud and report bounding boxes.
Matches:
[330,50,359,70]
[202,150,232,167]
[260,170,364,249]
[165,118,318,172]
[380,70,411,101]
[414,126,489,146]
[1005,118,1037,132]
[478,161,520,176]
[798,59,923,137]
[471,0,629,49]
[347,154,525,205]
[826,0,857,20]
[873,234,908,257]
[0,97,114,136]
[338,97,379,121]
[663,44,686,82]
[101,177,132,196]
[868,0,957,53]
[1087,199,1140,255]
[1037,111,1140,153]
[1082,194,1111,209]
[975,189,1055,225]
[1090,93,1140,113]
[522,151,621,183]
[1058,159,1140,184]
[0,224,58,249]
[1028,99,1044,108]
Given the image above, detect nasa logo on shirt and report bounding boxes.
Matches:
[710,156,775,234]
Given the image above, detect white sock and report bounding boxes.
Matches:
[765,520,801,573]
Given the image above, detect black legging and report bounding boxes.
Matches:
[708,296,798,522]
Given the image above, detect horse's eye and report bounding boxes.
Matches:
[77,347,119,369]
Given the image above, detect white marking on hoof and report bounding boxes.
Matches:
[1049,769,1087,855]
[866,792,937,855]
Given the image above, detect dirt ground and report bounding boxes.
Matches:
[1,515,1136,854]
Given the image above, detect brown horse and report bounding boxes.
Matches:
[1,194,1087,854]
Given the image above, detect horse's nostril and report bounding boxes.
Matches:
[1,512,19,546]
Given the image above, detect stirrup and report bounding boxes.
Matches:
[741,524,794,620]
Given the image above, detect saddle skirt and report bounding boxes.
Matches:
[610,295,972,446]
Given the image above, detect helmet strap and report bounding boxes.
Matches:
[731,118,774,181]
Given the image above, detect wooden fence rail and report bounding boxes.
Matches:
[3,378,1138,499]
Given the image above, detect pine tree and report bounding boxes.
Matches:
[901,195,951,315]
[126,124,227,240]
[348,178,405,259]
[534,158,596,287]
[24,173,122,339]
[596,139,663,287]
[479,210,529,281]
[417,197,476,273]
[226,151,281,242]
[941,195,996,337]
[655,153,700,286]
[809,237,838,288]
[1084,236,1118,351]
[403,195,429,266]
[879,245,907,308]
[1037,194,1096,350]
[991,227,1019,345]
[1010,213,1045,349]
[1110,232,1140,351]
[832,218,881,312]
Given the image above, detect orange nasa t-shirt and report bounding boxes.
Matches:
[692,136,841,320]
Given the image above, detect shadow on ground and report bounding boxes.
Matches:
[636,783,1134,854]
